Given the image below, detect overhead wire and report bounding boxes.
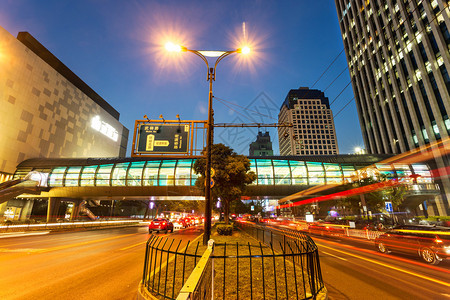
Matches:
[214,0,438,132]
[214,97,256,123]
[323,67,348,92]
[213,96,278,121]
[311,48,346,88]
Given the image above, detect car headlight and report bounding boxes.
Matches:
[443,246,450,254]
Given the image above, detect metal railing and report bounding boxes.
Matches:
[141,224,325,300]
[177,239,214,300]
[142,235,206,300]
[238,222,325,299]
[344,228,384,240]
[0,219,140,233]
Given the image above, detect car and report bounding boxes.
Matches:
[375,225,450,264]
[149,218,174,234]
[173,218,188,229]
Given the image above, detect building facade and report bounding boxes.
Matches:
[278,88,339,156]
[249,131,274,156]
[0,26,129,219]
[334,0,450,215]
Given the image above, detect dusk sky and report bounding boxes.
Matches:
[0,0,364,156]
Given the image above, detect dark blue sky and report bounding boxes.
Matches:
[0,0,364,155]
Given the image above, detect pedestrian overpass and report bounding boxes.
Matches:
[1,155,440,221]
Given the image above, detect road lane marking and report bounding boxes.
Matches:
[38,233,140,253]
[314,237,450,274]
[318,243,450,288]
[0,231,50,239]
[0,248,44,253]
[120,232,173,251]
[120,240,149,251]
[321,251,347,261]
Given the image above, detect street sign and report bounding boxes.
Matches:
[136,123,190,154]
[385,201,393,212]
[210,179,215,188]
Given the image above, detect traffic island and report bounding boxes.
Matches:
[139,224,327,299]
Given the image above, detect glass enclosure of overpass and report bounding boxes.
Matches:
[13,159,433,188]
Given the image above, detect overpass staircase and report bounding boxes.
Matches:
[0,178,41,205]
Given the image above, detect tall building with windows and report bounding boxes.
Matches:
[0,26,129,220]
[278,88,339,156]
[249,131,273,156]
[0,26,129,180]
[334,0,450,215]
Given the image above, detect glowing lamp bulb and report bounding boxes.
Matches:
[241,46,250,54]
[165,42,181,52]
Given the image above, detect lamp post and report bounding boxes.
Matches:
[166,42,250,244]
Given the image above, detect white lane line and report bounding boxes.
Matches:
[0,231,50,239]
[0,248,44,253]
[321,250,348,261]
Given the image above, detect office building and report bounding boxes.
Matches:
[278,87,339,156]
[0,26,129,219]
[249,131,274,156]
[334,0,450,215]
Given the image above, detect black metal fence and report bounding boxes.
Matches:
[142,235,206,300]
[141,224,325,299]
[238,222,325,298]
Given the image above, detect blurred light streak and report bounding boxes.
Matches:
[318,246,450,286]
[278,137,449,205]
[315,238,450,274]
[378,137,449,166]
[277,179,401,209]
[430,166,450,180]
[0,231,50,239]
[395,229,450,236]
[279,184,339,204]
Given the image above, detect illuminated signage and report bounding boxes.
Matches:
[91,116,119,142]
[136,123,190,154]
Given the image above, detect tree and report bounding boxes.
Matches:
[193,143,256,224]
[335,174,407,220]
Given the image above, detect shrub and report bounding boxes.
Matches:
[216,225,233,235]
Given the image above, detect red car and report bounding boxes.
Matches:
[174,218,188,228]
[149,218,174,233]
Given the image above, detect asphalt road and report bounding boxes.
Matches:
[0,224,203,300]
[299,230,450,300]
[1,224,449,300]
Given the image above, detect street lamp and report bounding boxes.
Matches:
[166,42,250,245]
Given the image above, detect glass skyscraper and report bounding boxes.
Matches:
[334,0,449,215]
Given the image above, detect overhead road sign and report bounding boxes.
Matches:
[131,119,207,157]
[137,123,190,154]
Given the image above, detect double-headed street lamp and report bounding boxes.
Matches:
[166,42,250,244]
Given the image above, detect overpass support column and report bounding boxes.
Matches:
[70,200,82,221]
[47,197,61,223]
[19,199,34,221]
